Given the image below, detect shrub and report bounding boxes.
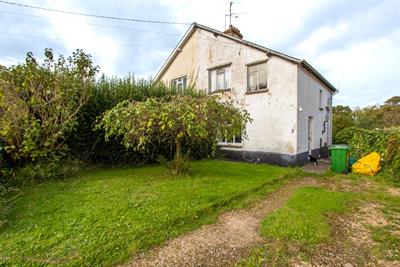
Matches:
[97,95,251,174]
[335,126,400,183]
[0,49,98,182]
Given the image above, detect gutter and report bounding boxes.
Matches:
[301,60,337,93]
[153,22,338,94]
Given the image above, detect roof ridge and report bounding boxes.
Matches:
[155,22,337,92]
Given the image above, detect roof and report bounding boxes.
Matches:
[154,23,337,92]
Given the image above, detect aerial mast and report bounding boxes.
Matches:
[229,1,233,26]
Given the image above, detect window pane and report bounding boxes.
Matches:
[235,135,242,143]
[178,84,183,92]
[258,63,267,89]
[224,66,230,89]
[216,69,225,89]
[319,89,322,109]
[183,77,187,90]
[209,70,216,92]
[171,80,177,88]
[171,76,187,91]
[248,71,257,91]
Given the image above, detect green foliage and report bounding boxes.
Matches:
[67,75,203,164]
[260,187,352,245]
[0,160,290,266]
[333,96,400,142]
[335,127,400,183]
[97,96,251,174]
[381,96,400,127]
[333,105,354,140]
[353,105,384,129]
[0,49,98,182]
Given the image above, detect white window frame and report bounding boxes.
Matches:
[247,62,268,92]
[319,89,323,110]
[171,76,187,92]
[218,134,242,146]
[208,65,231,93]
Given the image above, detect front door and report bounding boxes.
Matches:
[308,116,313,155]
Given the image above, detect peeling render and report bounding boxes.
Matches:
[156,25,334,165]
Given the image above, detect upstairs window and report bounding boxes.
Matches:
[209,65,231,93]
[171,76,187,92]
[319,89,323,110]
[247,62,267,92]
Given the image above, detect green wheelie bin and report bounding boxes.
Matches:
[329,144,350,174]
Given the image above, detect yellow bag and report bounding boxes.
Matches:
[352,152,381,176]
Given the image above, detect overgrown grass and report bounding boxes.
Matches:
[0,160,291,266]
[371,225,400,261]
[238,187,355,267]
[260,187,352,245]
[368,188,400,262]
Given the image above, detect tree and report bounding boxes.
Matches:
[0,49,98,179]
[97,95,251,174]
[333,105,354,140]
[384,96,400,106]
[382,96,400,127]
[353,105,384,129]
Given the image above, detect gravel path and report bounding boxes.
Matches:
[124,178,319,267]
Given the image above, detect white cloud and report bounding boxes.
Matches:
[295,21,350,58]
[161,0,320,47]
[42,0,120,74]
[313,30,400,107]
[2,0,399,107]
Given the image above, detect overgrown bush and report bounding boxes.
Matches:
[335,126,400,183]
[67,75,204,164]
[0,49,98,182]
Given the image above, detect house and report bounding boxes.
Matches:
[154,23,337,166]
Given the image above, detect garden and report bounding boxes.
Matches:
[0,50,399,266]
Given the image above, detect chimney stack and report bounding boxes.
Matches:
[224,25,243,39]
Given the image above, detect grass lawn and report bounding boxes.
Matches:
[238,174,400,267]
[260,187,352,245]
[238,187,355,267]
[0,160,291,266]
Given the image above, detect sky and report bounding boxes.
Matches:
[0,0,399,107]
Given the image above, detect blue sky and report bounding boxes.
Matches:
[0,0,399,107]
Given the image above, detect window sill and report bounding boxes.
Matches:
[245,89,268,95]
[209,88,231,94]
[218,143,243,148]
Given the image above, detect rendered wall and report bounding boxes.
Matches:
[159,32,198,87]
[158,28,299,159]
[297,66,333,160]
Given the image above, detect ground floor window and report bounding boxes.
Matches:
[219,134,242,144]
[171,76,187,92]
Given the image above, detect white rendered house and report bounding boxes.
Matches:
[154,23,337,166]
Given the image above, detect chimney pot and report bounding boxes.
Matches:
[223,25,243,39]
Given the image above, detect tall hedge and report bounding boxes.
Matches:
[66,75,206,164]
